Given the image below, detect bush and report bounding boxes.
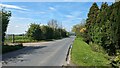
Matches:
[27,23,42,41]
[111,55,120,67]
[89,42,106,54]
[41,25,54,39]
[26,23,68,41]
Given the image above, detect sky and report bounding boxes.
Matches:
[1,2,113,34]
[1,0,115,2]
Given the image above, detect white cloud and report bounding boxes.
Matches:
[6,17,36,34]
[49,7,56,10]
[0,4,28,11]
[11,17,33,20]
[65,15,74,18]
[15,25,19,27]
[76,18,82,20]
[15,10,46,15]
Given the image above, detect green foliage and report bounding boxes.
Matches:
[84,2,120,56]
[53,28,61,39]
[111,55,120,67]
[41,25,54,39]
[26,20,68,41]
[85,2,99,43]
[61,29,68,37]
[1,8,11,44]
[72,4,120,66]
[5,35,32,43]
[89,42,106,54]
[72,19,86,37]
[27,23,42,41]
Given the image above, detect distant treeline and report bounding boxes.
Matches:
[26,19,68,41]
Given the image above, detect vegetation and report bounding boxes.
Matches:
[5,35,33,43]
[85,2,120,56]
[2,8,68,54]
[4,20,68,43]
[41,25,54,39]
[71,37,110,66]
[26,19,68,41]
[1,8,11,45]
[72,2,120,67]
[27,23,43,41]
[2,44,24,54]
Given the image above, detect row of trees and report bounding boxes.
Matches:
[86,2,120,55]
[73,2,120,56]
[27,19,68,41]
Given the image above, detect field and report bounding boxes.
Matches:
[5,35,55,43]
[5,35,36,43]
[71,37,110,66]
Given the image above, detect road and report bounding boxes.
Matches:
[2,36,75,66]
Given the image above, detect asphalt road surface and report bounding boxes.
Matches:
[2,36,75,66]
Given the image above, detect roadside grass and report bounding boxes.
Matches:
[2,44,24,54]
[71,36,110,66]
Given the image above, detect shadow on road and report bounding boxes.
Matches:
[2,46,47,63]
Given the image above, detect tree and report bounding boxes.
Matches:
[85,2,99,43]
[47,19,68,39]
[72,19,86,38]
[61,29,68,37]
[1,8,11,45]
[27,23,42,41]
[74,2,120,55]
[41,25,54,39]
[48,19,58,29]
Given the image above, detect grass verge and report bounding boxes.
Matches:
[2,44,24,54]
[71,36,110,66]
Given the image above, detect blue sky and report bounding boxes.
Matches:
[1,2,113,34]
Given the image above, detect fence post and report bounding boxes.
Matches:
[23,34,24,43]
[12,34,15,43]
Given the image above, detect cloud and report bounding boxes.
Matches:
[65,15,74,18]
[15,10,46,15]
[15,25,19,27]
[0,4,29,11]
[6,17,37,34]
[49,7,56,10]
[76,18,82,20]
[11,17,32,20]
